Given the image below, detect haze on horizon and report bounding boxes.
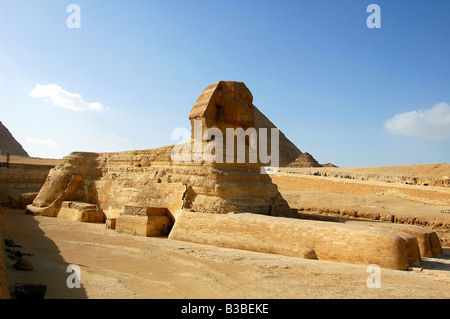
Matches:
[0,1,449,167]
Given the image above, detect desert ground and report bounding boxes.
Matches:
[2,207,449,299]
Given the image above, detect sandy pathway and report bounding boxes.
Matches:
[3,208,450,299]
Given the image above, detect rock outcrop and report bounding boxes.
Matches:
[0,157,59,207]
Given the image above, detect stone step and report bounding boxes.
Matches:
[57,201,105,223]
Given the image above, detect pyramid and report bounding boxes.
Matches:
[286,152,322,168]
[253,108,321,168]
[0,121,29,157]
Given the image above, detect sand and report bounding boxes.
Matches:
[2,208,449,299]
[276,164,450,187]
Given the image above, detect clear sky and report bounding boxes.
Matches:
[1,0,449,167]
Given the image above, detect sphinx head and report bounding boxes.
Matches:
[189,81,255,134]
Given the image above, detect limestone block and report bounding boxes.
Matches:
[57,201,105,223]
[115,206,173,237]
[105,218,117,229]
[169,211,421,270]
[123,205,170,217]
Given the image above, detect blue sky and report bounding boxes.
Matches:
[1,0,449,167]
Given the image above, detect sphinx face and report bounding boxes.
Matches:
[215,81,255,129]
[189,81,255,131]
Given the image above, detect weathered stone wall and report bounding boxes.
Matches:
[0,159,59,208]
[0,208,10,299]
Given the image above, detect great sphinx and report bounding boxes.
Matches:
[27,81,443,270]
[27,81,291,219]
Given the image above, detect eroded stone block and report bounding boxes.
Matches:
[57,201,105,223]
[123,205,168,217]
[116,206,173,237]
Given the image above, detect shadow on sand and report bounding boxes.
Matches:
[2,208,88,299]
[419,248,450,273]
